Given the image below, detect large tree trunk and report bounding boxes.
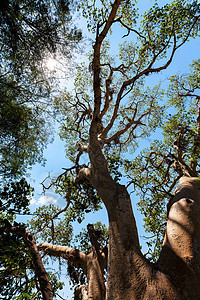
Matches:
[38,167,200,299]
[158,177,200,299]
[89,132,200,299]
[88,137,148,299]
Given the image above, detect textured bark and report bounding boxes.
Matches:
[158,177,200,299]
[87,252,106,300]
[87,224,106,299]
[38,165,200,299]
[38,242,106,300]
[74,285,88,300]
[88,131,143,299]
[88,126,200,299]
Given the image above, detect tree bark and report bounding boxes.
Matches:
[158,177,200,299]
[74,285,88,300]
[88,125,200,299]
[88,135,148,299]
[38,242,106,300]
[37,176,200,299]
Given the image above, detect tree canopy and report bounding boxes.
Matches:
[0,0,82,211]
[0,0,82,298]
[1,0,200,299]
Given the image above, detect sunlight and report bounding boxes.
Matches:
[42,53,70,82]
[42,53,75,88]
[45,56,58,71]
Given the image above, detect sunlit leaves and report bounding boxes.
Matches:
[0,0,82,182]
[79,0,138,33]
[0,0,81,70]
[140,0,200,64]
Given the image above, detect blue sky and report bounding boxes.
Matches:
[16,1,200,298]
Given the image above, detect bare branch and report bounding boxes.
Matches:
[104,108,150,144]
[92,0,122,120]
[114,18,146,40]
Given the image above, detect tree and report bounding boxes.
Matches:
[35,0,200,299]
[0,0,81,298]
[0,0,82,181]
[2,0,200,299]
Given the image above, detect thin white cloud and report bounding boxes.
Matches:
[38,195,57,205]
[29,195,57,206]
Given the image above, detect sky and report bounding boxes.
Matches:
[15,1,200,299]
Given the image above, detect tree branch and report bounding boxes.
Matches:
[114,18,146,40]
[104,108,150,144]
[37,242,87,272]
[92,0,121,121]
[87,224,107,273]
[3,221,53,300]
[74,285,88,300]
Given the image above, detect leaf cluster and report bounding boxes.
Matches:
[0,178,33,215]
[54,173,102,223]
[28,204,73,245]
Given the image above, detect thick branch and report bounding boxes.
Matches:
[87,224,106,273]
[92,0,121,120]
[5,222,53,300]
[38,242,87,271]
[99,68,113,120]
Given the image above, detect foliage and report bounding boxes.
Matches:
[52,0,200,265]
[28,171,103,244]
[74,222,109,254]
[0,178,33,214]
[0,0,81,69]
[0,222,30,299]
[54,173,102,219]
[1,0,200,298]
[80,0,138,33]
[0,0,82,181]
[123,59,200,260]
[0,219,64,299]
[0,0,82,298]
[28,204,73,245]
